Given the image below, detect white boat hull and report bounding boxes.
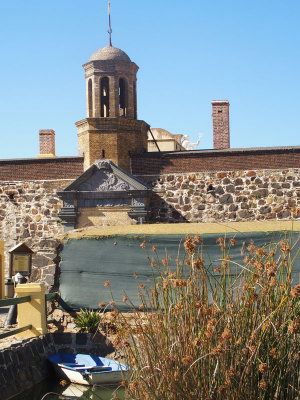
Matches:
[50,355,128,386]
[52,363,126,385]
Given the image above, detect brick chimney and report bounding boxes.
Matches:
[212,100,230,149]
[38,129,56,157]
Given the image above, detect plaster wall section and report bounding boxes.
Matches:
[78,207,136,228]
[109,75,119,117]
[145,169,300,223]
[93,76,100,117]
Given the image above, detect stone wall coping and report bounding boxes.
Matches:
[0,156,83,164]
[132,146,300,158]
[75,117,150,129]
[15,283,46,294]
[0,178,75,184]
[211,100,229,104]
[62,220,300,239]
[138,167,300,179]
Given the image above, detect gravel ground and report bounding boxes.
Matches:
[0,307,24,349]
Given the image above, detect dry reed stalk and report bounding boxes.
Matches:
[110,234,300,400]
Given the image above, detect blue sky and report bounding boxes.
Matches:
[0,0,299,158]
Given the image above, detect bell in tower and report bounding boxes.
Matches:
[76,3,149,172]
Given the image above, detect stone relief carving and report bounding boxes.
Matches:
[133,198,145,207]
[78,198,131,207]
[63,200,74,208]
[77,160,133,191]
[94,160,113,171]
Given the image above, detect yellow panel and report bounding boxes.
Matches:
[15,283,47,337]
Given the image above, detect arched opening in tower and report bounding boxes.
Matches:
[100,77,110,117]
[119,78,127,117]
[88,79,93,117]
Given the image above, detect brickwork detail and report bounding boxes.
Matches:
[212,100,230,149]
[0,157,83,181]
[77,117,149,172]
[39,129,55,156]
[147,169,299,223]
[131,148,300,175]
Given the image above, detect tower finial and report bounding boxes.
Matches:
[107,2,112,47]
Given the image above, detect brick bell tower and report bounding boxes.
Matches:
[76,4,149,172]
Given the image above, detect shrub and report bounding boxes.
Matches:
[75,309,101,334]
[114,235,300,400]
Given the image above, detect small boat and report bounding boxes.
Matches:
[58,383,124,399]
[60,383,89,398]
[49,353,128,386]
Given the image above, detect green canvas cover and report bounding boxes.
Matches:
[59,231,299,311]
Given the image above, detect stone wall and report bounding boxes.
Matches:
[0,168,299,289]
[0,333,113,400]
[147,168,300,223]
[0,180,73,285]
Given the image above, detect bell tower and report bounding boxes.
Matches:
[76,4,149,172]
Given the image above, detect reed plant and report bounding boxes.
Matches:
[111,234,300,400]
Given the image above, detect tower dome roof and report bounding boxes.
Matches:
[89,46,131,62]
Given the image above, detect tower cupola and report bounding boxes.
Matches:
[83,44,138,120]
[76,3,149,172]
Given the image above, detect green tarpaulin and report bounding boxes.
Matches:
[59,231,299,311]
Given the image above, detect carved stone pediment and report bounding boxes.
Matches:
[62,159,148,193]
[77,160,133,191]
[57,159,152,231]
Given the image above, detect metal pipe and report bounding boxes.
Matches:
[149,127,161,152]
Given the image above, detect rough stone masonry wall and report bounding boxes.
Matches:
[0,168,299,289]
[0,333,113,400]
[0,180,73,285]
[147,168,300,223]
